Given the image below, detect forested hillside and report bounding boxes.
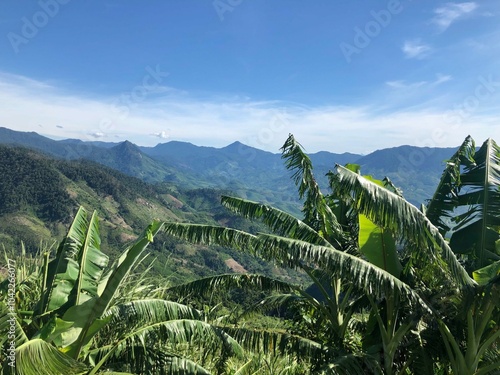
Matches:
[0,145,282,283]
[1,127,460,207]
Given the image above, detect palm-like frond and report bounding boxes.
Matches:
[162,221,429,310]
[425,135,476,234]
[162,223,257,252]
[167,274,296,300]
[253,234,431,312]
[281,134,342,242]
[8,338,87,375]
[221,195,331,246]
[89,319,243,372]
[335,165,474,287]
[101,299,203,335]
[450,138,500,270]
[91,346,211,375]
[222,325,324,358]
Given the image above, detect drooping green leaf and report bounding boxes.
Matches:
[167,273,296,299]
[10,338,87,375]
[335,164,474,287]
[473,260,500,285]
[448,138,500,270]
[281,134,342,244]
[425,135,477,234]
[254,234,430,312]
[221,195,331,246]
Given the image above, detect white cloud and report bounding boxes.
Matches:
[402,40,432,59]
[386,80,427,89]
[433,74,452,85]
[0,72,498,155]
[151,130,170,139]
[386,74,452,90]
[433,2,478,31]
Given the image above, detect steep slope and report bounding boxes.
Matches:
[0,144,182,252]
[0,145,283,283]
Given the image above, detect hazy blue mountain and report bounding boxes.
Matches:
[59,138,119,148]
[0,127,463,206]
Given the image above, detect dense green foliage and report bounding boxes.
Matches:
[161,134,500,374]
[0,146,72,221]
[1,133,499,374]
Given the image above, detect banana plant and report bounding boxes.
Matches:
[1,207,242,374]
[425,136,500,274]
[162,134,445,374]
[423,135,500,374]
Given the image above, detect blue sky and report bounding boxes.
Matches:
[0,0,499,153]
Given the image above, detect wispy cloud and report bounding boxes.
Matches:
[151,130,170,139]
[0,72,498,154]
[386,74,451,90]
[402,39,432,59]
[386,80,427,90]
[433,2,478,31]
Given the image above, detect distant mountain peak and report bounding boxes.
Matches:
[117,140,140,150]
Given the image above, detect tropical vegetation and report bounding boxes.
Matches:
[1,134,499,374]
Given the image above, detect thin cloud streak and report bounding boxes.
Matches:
[402,40,432,59]
[433,2,478,31]
[0,73,498,155]
[385,74,451,90]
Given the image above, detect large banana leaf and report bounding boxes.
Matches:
[335,165,474,287]
[425,135,476,234]
[448,138,500,270]
[88,319,243,374]
[221,195,331,246]
[8,338,87,375]
[221,325,324,358]
[0,304,29,348]
[281,134,342,243]
[70,211,108,307]
[357,174,402,277]
[162,222,429,311]
[166,273,296,299]
[64,220,164,358]
[37,207,89,315]
[36,208,109,319]
[358,214,401,277]
[255,234,430,311]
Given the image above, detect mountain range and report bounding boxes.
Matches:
[0,126,458,207]
[0,126,471,283]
